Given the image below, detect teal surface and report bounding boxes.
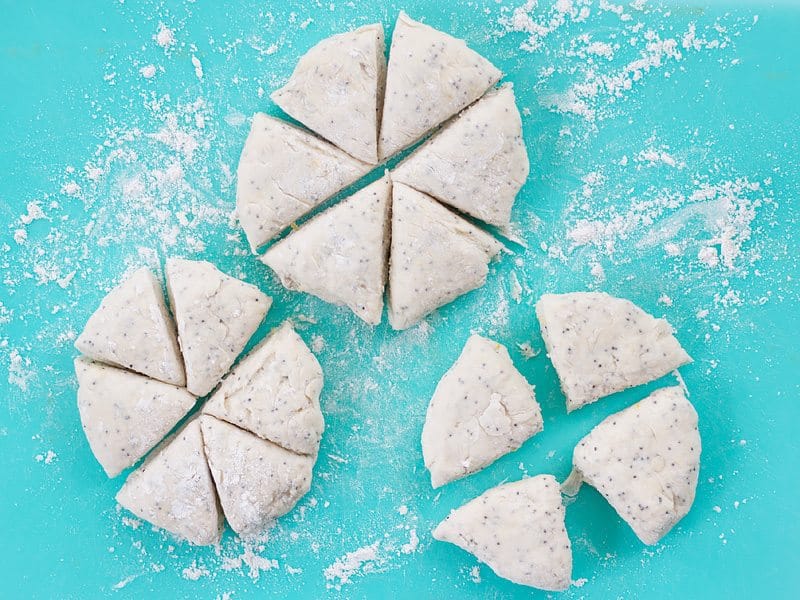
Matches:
[1,1,798,598]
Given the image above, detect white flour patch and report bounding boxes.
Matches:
[323,541,382,589]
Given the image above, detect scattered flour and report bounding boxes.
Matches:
[469,565,482,584]
[323,542,382,589]
[154,23,176,49]
[139,65,157,79]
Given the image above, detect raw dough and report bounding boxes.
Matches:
[202,322,324,456]
[433,474,572,591]
[535,292,691,411]
[392,84,528,228]
[236,113,371,251]
[200,415,314,538]
[421,334,542,488]
[378,11,502,160]
[387,183,503,330]
[166,258,271,396]
[566,386,701,545]
[75,267,185,386]
[272,24,385,164]
[75,358,196,477]
[261,176,391,325]
[116,419,223,546]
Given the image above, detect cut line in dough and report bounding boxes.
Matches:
[387,182,503,330]
[75,267,185,386]
[566,386,701,545]
[272,23,385,164]
[422,334,543,488]
[166,258,271,397]
[392,84,528,228]
[236,113,371,251]
[261,176,391,325]
[535,292,691,411]
[433,474,572,591]
[378,11,502,160]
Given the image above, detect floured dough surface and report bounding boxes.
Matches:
[272,24,385,164]
[75,357,196,477]
[261,176,391,325]
[433,474,572,591]
[570,386,701,545]
[200,415,314,538]
[422,334,542,488]
[202,322,324,456]
[166,258,271,396]
[379,11,502,160]
[388,183,503,330]
[392,84,528,228]
[536,292,691,411]
[75,267,185,386]
[236,113,371,251]
[116,419,223,546]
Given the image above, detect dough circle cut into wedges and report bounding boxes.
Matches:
[433,474,572,591]
[566,386,701,545]
[535,292,691,411]
[422,334,542,488]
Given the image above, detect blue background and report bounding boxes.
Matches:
[1,0,798,598]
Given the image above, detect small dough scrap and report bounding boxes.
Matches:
[236,113,371,251]
[261,176,391,325]
[75,358,196,477]
[272,24,385,164]
[388,183,503,330]
[535,292,691,412]
[75,267,185,386]
[422,334,543,488]
[569,386,701,545]
[379,11,502,160]
[392,84,528,228]
[200,415,314,538]
[433,474,572,591]
[166,258,271,397]
[116,419,223,546]
[202,322,324,456]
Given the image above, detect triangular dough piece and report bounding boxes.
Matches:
[116,419,223,546]
[202,322,324,456]
[272,24,385,164]
[568,386,701,545]
[75,267,185,386]
[261,176,391,325]
[422,335,542,488]
[392,84,528,228]
[236,113,371,251]
[388,183,503,330]
[433,475,572,591]
[166,258,272,396]
[535,292,692,412]
[378,12,502,160]
[75,358,196,477]
[200,415,314,538]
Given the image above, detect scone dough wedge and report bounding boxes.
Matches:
[116,419,223,546]
[166,258,272,396]
[433,474,572,591]
[236,113,371,251]
[536,292,691,411]
[272,24,385,164]
[388,183,503,330]
[565,386,701,545]
[75,267,185,386]
[422,334,542,488]
[261,176,391,325]
[75,358,196,477]
[379,11,502,160]
[200,415,314,538]
[392,84,528,228]
[202,322,324,456]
